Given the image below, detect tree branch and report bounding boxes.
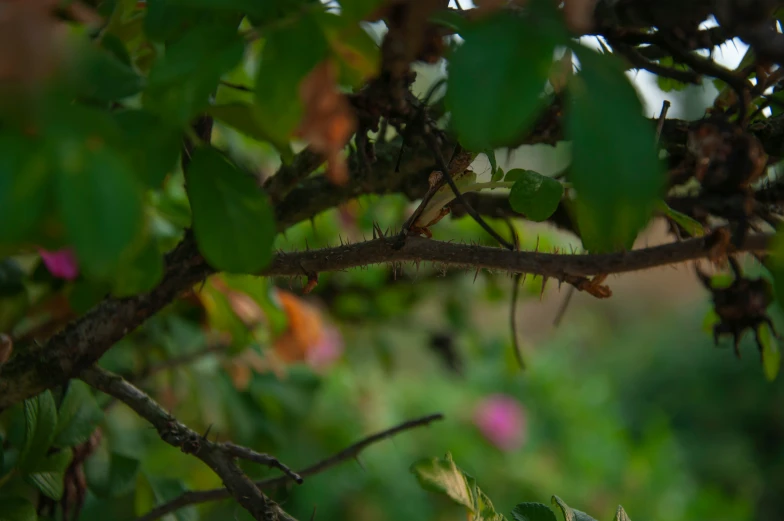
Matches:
[133,413,445,521]
[3,106,784,409]
[263,231,770,281]
[80,366,299,521]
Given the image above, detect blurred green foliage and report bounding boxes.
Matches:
[0,1,783,521]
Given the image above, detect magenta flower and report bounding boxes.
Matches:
[306,326,344,372]
[39,248,79,281]
[473,394,527,452]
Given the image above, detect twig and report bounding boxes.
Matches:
[657,39,750,123]
[425,136,515,250]
[219,80,254,92]
[613,44,701,85]
[222,442,302,484]
[81,367,298,521]
[501,218,525,369]
[656,100,671,143]
[510,273,525,369]
[552,286,576,327]
[132,413,444,521]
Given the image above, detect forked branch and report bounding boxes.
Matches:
[133,413,445,521]
[81,367,299,521]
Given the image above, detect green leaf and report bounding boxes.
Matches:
[445,3,565,151]
[613,505,631,521]
[492,166,505,183]
[337,0,384,21]
[114,109,182,189]
[135,473,198,521]
[512,502,558,521]
[185,147,276,273]
[318,13,380,88]
[206,102,280,144]
[567,46,664,252]
[0,259,25,297]
[55,142,145,280]
[0,498,37,521]
[410,453,508,521]
[551,496,597,521]
[71,41,145,102]
[485,149,498,176]
[654,201,706,237]
[145,23,245,124]
[768,228,784,303]
[508,169,564,222]
[255,14,330,145]
[0,133,51,246]
[111,238,165,298]
[758,322,781,381]
[167,0,271,15]
[24,449,73,500]
[17,391,58,473]
[85,449,140,498]
[53,382,103,448]
[654,57,690,92]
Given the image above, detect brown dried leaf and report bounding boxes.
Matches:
[295,60,357,186]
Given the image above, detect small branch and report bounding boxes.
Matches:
[613,43,701,85]
[222,442,302,484]
[656,100,671,143]
[81,367,298,521]
[425,136,515,250]
[133,413,444,521]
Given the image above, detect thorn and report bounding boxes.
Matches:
[305,238,310,251]
[339,235,344,245]
[534,236,540,253]
[473,267,481,283]
[202,424,213,440]
[540,277,549,300]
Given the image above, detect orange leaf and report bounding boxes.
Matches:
[295,60,357,186]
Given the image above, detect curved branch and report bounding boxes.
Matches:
[133,413,445,521]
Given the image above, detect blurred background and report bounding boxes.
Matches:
[76,39,784,521]
[3,3,784,521]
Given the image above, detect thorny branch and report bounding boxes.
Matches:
[4,2,784,518]
[3,109,784,409]
[264,231,770,281]
[133,413,445,521]
[81,366,299,521]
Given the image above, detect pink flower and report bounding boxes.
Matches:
[306,326,344,372]
[39,248,79,280]
[473,394,527,452]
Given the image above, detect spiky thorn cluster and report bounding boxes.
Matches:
[697,256,777,358]
[680,116,769,246]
